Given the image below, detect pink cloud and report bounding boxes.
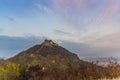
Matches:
[52,0,119,18]
[52,0,70,14]
[101,0,119,23]
[91,0,97,3]
[73,0,84,8]
[92,0,119,26]
[52,0,86,15]
[75,0,97,8]
[105,0,119,18]
[51,0,98,16]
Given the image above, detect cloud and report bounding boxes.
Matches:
[56,33,120,58]
[83,32,120,57]
[50,0,120,33]
[89,32,120,49]
[58,31,120,58]
[59,40,90,58]
[94,0,119,25]
[0,29,3,32]
[104,0,119,18]
[54,29,72,35]
[35,3,52,14]
[4,16,16,22]
[51,0,96,14]
[50,0,101,30]
[0,35,46,58]
[59,39,120,58]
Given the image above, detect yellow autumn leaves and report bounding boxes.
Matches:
[0,62,20,80]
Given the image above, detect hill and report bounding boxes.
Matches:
[8,40,81,69]
[0,40,119,80]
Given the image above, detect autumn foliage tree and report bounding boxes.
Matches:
[0,62,20,80]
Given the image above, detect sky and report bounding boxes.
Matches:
[0,0,120,59]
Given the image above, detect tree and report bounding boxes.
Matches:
[0,62,20,80]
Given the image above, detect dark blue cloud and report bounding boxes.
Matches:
[0,35,46,58]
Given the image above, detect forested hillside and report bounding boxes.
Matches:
[0,40,119,80]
